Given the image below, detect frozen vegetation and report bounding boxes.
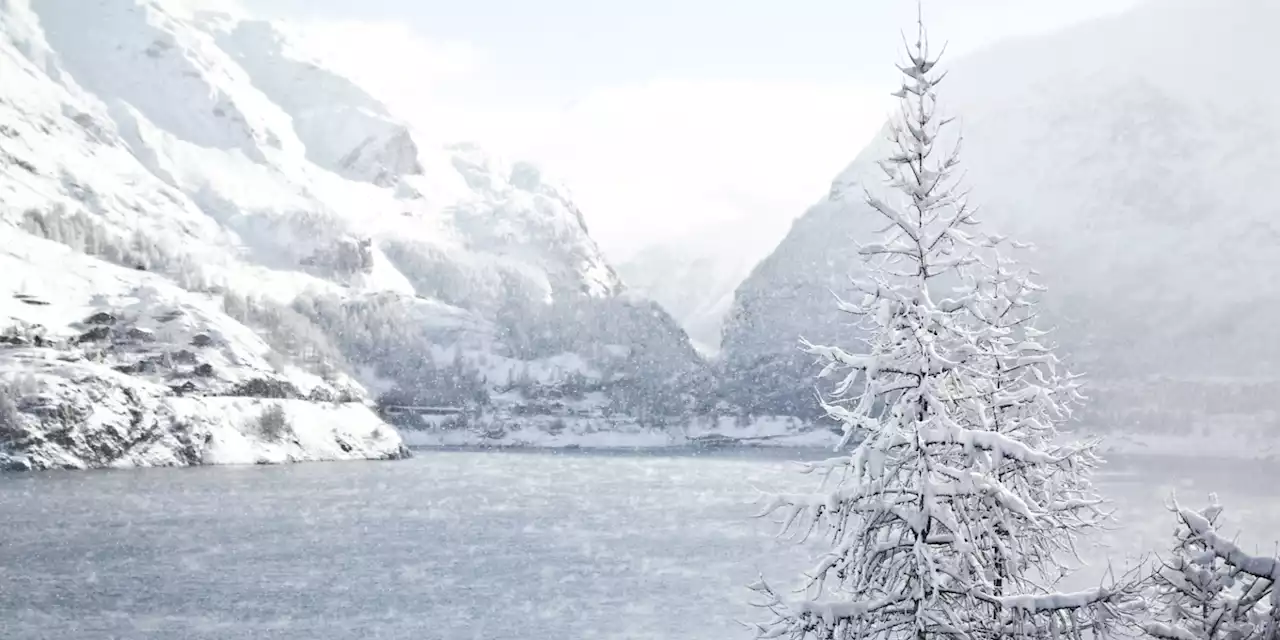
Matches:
[718,0,1280,457]
[745,9,1280,640]
[750,22,1137,638]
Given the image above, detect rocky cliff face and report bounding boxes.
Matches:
[0,227,407,470]
[721,0,1280,439]
[0,0,700,468]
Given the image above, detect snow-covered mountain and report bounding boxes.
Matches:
[0,0,701,469]
[618,241,760,356]
[721,0,1280,450]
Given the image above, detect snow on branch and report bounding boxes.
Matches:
[1144,497,1278,640]
[1175,503,1280,582]
[988,587,1118,612]
[917,422,1058,464]
[748,4,1114,639]
[1144,621,1203,640]
[796,594,910,627]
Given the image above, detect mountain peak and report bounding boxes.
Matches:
[0,0,697,468]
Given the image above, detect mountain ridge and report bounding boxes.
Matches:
[720,0,1280,449]
[0,0,706,469]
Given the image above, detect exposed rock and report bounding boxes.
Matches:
[76,326,111,343]
[84,311,117,326]
[0,364,404,470]
[123,327,156,343]
[14,294,49,306]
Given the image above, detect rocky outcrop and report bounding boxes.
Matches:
[0,230,406,470]
[0,360,407,471]
[0,0,703,467]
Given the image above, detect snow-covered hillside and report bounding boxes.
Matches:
[721,0,1280,442]
[616,206,804,357]
[0,0,702,468]
[0,225,406,470]
[618,241,758,355]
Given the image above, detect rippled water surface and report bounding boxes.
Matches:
[2,448,1277,639]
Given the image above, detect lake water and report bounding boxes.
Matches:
[2,448,1277,640]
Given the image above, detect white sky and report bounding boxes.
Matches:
[230,0,1142,262]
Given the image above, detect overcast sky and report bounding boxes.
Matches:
[235,0,1142,262]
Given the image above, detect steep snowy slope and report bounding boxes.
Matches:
[0,227,406,470]
[619,242,757,355]
[722,0,1280,439]
[0,0,701,467]
[210,17,424,187]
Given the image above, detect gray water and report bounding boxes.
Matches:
[2,448,1277,640]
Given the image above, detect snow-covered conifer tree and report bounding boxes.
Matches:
[749,7,1129,640]
[1145,497,1278,640]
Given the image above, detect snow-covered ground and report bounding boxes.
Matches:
[0,226,405,470]
[180,397,406,466]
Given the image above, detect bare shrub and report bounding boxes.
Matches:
[256,403,291,442]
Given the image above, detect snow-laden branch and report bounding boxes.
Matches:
[797,594,910,627]
[987,587,1118,612]
[915,422,1058,464]
[749,6,1114,639]
[1145,621,1203,640]
[1144,498,1277,640]
[1176,505,1280,582]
